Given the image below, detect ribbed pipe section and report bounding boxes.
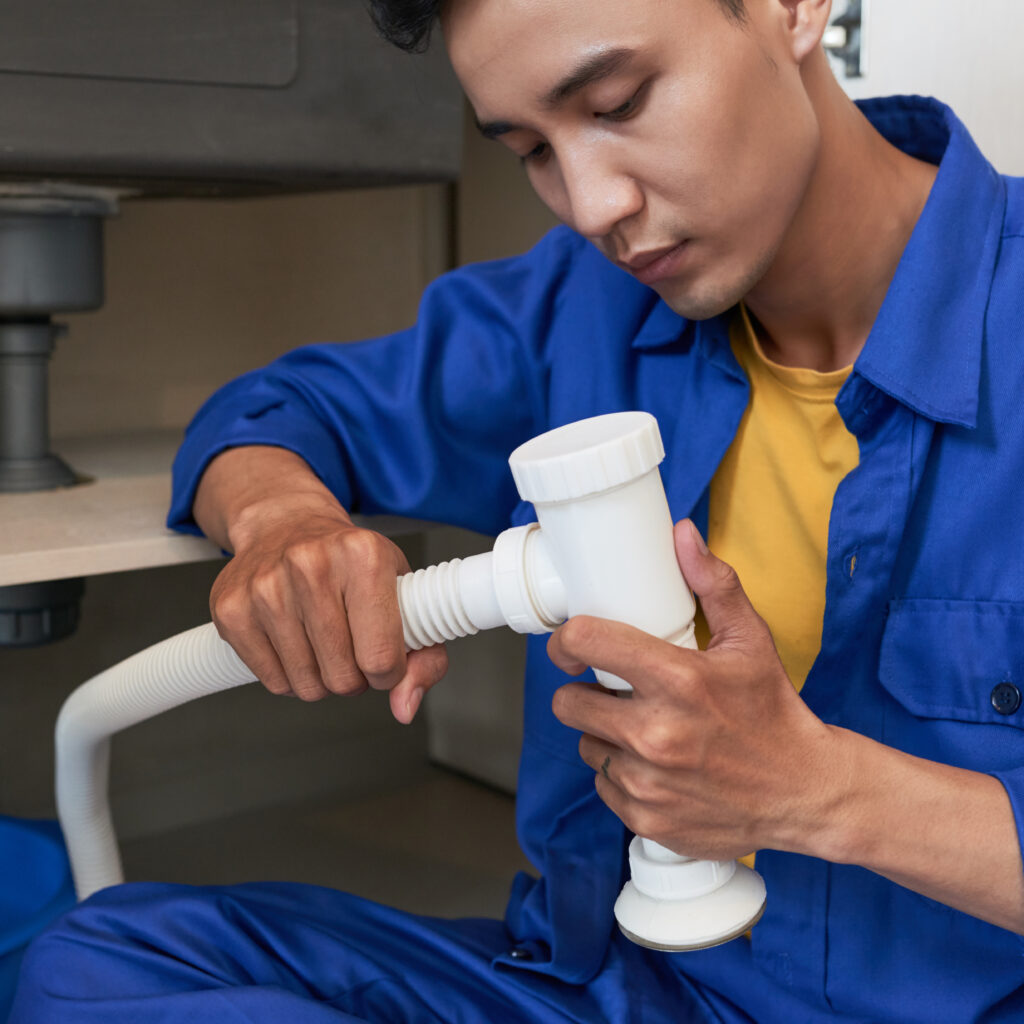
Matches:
[55,622,255,900]
[397,559,477,650]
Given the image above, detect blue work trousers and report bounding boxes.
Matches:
[8,882,722,1023]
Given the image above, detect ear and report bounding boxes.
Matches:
[776,0,833,64]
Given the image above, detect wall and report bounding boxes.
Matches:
[831,0,1024,174]
[53,186,448,438]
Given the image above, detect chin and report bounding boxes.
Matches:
[656,283,743,322]
[657,247,777,321]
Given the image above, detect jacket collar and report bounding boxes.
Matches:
[849,96,1004,428]
[631,96,1006,428]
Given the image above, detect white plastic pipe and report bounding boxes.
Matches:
[56,624,255,900]
[55,412,764,950]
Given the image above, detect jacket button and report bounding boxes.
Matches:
[991,682,1021,716]
[508,946,533,961]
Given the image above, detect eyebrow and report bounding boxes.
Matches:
[475,46,637,141]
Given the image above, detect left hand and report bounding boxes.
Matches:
[549,519,847,862]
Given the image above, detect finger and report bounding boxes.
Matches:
[388,645,450,725]
[577,732,620,779]
[234,564,332,700]
[259,615,331,701]
[548,615,699,697]
[586,747,677,844]
[674,519,765,645]
[342,536,410,691]
[592,763,642,834]
[578,731,658,836]
[297,586,369,697]
[211,584,300,698]
[215,621,294,698]
[551,681,635,747]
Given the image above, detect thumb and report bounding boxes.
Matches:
[388,644,449,725]
[674,519,763,645]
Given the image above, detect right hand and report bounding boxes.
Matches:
[196,448,448,723]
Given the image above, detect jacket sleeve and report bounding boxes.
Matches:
[168,227,586,540]
[988,764,1024,949]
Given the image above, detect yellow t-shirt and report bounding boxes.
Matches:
[697,306,859,875]
[696,305,860,693]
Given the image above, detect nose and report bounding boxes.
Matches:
[559,151,643,240]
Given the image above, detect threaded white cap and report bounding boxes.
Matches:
[627,837,735,900]
[508,412,665,504]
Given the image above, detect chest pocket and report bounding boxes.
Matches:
[878,599,1024,772]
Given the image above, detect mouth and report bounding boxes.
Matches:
[617,241,690,286]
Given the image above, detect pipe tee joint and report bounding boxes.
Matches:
[399,524,567,650]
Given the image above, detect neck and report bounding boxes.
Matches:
[744,52,938,372]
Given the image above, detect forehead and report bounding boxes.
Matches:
[442,0,702,112]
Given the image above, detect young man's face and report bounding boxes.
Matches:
[444,0,824,320]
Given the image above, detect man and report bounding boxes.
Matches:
[12,0,1024,1020]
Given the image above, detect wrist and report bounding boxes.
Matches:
[194,445,350,552]
[772,723,869,864]
[227,489,351,554]
[785,726,924,868]
[808,726,875,864]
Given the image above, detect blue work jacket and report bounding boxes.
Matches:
[170,97,1024,1022]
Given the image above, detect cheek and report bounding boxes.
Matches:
[744,102,819,232]
[697,77,818,239]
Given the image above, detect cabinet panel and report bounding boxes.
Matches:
[0,0,297,87]
[0,0,461,193]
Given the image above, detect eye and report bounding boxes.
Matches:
[520,141,550,164]
[597,84,647,123]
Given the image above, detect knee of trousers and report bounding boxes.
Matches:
[20,883,200,969]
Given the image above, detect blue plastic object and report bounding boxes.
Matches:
[0,817,74,1020]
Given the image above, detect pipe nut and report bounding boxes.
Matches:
[492,525,564,634]
[627,836,737,901]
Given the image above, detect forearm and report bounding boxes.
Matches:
[193,445,351,552]
[807,727,1024,934]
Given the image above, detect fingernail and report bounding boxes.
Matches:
[689,519,709,555]
[405,688,424,723]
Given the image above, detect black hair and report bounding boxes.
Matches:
[368,0,746,54]
[367,0,440,53]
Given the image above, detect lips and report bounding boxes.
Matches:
[616,241,690,285]
[620,244,681,270]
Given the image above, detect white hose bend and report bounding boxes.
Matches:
[56,622,255,900]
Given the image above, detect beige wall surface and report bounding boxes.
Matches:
[834,0,1024,175]
[52,184,446,439]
